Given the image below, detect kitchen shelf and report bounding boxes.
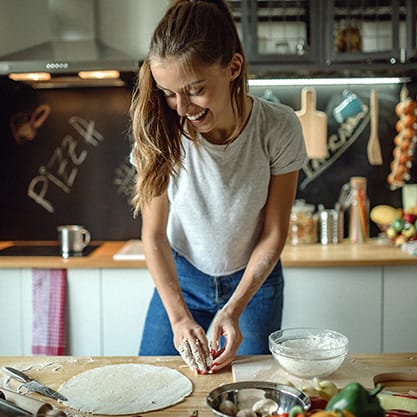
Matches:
[228,0,417,76]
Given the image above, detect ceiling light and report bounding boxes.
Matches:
[9,72,51,81]
[78,70,120,80]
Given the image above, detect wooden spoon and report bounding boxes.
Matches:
[367,89,383,166]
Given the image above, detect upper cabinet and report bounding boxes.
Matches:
[229,0,417,76]
[324,0,411,65]
[229,0,321,65]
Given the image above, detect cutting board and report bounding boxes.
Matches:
[113,240,145,260]
[232,355,417,390]
[296,87,328,159]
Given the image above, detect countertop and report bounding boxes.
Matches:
[0,240,416,269]
[0,353,416,417]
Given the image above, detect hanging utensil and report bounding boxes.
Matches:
[367,89,383,166]
[295,87,328,159]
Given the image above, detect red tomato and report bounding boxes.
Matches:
[403,213,417,224]
[309,396,328,412]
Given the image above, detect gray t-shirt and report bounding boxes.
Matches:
[167,96,307,276]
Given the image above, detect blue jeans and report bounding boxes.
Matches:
[139,250,284,355]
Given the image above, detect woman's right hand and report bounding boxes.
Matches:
[208,307,243,372]
[173,318,212,374]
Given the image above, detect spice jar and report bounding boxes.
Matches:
[348,176,369,243]
[287,200,317,245]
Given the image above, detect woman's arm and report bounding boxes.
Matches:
[141,192,210,371]
[210,170,299,370]
[141,192,188,324]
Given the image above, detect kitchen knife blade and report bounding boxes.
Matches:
[2,367,67,402]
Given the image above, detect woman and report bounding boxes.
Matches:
[130,0,307,373]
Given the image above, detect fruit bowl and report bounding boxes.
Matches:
[269,327,349,379]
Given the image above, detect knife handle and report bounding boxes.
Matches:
[2,367,32,383]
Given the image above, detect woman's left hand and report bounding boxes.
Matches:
[208,308,243,372]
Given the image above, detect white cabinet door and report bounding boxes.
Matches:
[383,266,417,352]
[101,269,154,355]
[282,267,383,353]
[0,269,31,355]
[66,269,102,356]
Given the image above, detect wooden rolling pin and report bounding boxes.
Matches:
[0,387,66,417]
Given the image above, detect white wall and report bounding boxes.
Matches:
[97,0,171,59]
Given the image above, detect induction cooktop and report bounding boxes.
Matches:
[0,244,101,257]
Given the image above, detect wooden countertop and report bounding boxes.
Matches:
[0,353,416,417]
[0,240,416,269]
[0,241,147,269]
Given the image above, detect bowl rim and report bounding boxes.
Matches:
[269,327,349,355]
[206,380,311,416]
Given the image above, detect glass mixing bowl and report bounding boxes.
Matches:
[269,327,349,379]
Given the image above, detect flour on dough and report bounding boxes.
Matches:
[58,363,193,414]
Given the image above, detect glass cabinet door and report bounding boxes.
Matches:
[325,0,407,64]
[228,0,321,64]
[406,0,417,61]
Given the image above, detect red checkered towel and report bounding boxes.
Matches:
[32,269,67,355]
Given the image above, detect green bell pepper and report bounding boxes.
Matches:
[325,382,385,417]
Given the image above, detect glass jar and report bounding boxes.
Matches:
[287,200,317,245]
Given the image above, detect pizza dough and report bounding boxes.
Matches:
[58,363,193,414]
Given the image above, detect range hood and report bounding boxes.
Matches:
[0,0,145,79]
[0,39,138,74]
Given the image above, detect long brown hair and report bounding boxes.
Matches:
[130,0,248,214]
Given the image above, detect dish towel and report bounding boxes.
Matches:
[32,269,67,355]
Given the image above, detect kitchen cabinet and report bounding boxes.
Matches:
[230,0,417,75]
[406,0,417,62]
[382,265,417,352]
[66,269,102,356]
[228,0,321,65]
[0,268,154,356]
[100,269,154,356]
[2,264,415,356]
[0,269,31,355]
[282,267,383,353]
[324,0,407,65]
[66,268,155,356]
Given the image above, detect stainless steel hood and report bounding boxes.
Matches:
[0,39,138,74]
[0,0,141,76]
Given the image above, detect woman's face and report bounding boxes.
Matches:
[150,55,242,142]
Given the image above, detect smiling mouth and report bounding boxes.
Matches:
[186,108,208,121]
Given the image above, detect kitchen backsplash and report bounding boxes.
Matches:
[0,77,416,240]
[0,78,140,240]
[251,81,417,237]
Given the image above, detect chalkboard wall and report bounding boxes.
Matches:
[0,77,416,240]
[0,78,140,240]
[250,81,417,237]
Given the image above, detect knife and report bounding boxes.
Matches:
[2,367,68,402]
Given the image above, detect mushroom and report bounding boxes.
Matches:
[252,398,279,416]
[236,409,257,417]
[218,399,238,416]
